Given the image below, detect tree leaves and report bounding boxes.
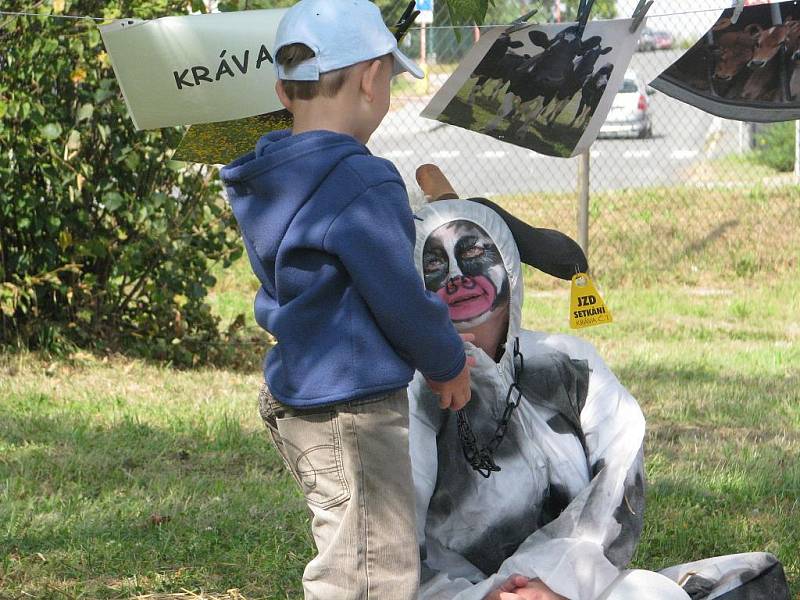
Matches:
[445,0,492,26]
[102,191,125,212]
[0,0,241,365]
[77,103,93,122]
[40,122,63,140]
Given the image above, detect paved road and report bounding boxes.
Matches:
[370,49,744,196]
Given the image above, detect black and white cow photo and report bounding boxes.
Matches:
[422,20,642,158]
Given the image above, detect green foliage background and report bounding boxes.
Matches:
[0,0,617,365]
[217,0,616,31]
[0,0,242,364]
[752,122,796,173]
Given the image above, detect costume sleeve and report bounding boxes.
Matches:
[410,333,646,600]
[324,182,465,382]
[484,333,646,600]
[408,372,485,600]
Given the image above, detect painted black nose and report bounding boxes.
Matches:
[445,276,475,294]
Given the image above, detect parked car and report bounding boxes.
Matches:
[653,30,674,50]
[599,70,654,139]
[637,27,657,51]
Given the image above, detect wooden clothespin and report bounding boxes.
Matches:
[629,0,654,33]
[730,0,745,24]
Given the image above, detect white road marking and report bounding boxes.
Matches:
[431,150,461,159]
[381,150,414,158]
[671,149,698,160]
[623,150,651,158]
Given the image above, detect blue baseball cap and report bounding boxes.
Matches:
[274,0,424,81]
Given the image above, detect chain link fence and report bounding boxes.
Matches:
[372,5,800,285]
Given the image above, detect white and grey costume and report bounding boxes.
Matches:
[409,200,789,600]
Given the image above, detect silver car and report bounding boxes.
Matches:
[599,70,654,139]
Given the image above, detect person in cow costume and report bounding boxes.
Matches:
[407,167,791,600]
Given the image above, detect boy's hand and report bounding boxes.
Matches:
[426,334,476,411]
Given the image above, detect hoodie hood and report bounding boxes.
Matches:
[220,129,368,263]
[414,199,523,369]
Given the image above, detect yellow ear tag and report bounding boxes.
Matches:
[570,273,612,329]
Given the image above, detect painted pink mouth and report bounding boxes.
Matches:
[437,275,497,322]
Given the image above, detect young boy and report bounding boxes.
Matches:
[219,1,474,598]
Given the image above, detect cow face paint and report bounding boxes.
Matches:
[422,220,510,328]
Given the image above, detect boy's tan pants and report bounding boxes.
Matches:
[259,385,420,600]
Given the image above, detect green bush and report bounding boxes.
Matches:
[752,121,796,172]
[0,0,242,365]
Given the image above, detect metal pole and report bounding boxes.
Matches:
[420,23,427,64]
[577,150,590,259]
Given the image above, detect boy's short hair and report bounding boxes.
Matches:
[276,43,350,100]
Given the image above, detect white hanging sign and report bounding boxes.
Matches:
[99,9,287,130]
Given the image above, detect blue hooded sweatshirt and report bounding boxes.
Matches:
[220,129,466,408]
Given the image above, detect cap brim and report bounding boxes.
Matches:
[392,48,424,79]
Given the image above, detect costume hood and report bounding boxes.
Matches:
[414,197,587,370]
[415,199,523,359]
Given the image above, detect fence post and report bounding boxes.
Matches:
[577,150,590,260]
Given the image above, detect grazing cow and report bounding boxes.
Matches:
[484,27,604,133]
[570,63,614,128]
[711,23,762,81]
[513,31,605,122]
[540,42,612,127]
[467,33,525,103]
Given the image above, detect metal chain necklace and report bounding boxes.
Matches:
[456,337,524,478]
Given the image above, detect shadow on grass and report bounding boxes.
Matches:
[614,362,799,594]
[0,409,311,599]
[2,361,797,597]
[676,219,740,261]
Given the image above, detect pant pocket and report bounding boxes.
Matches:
[274,410,351,510]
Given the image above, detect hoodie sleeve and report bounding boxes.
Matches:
[324,181,466,382]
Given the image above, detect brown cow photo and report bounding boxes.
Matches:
[651,0,800,121]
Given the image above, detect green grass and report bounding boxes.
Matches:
[523,272,800,583]
[493,183,800,288]
[439,82,583,157]
[2,264,798,598]
[3,179,800,598]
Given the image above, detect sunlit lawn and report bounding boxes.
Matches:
[1,261,798,598]
[2,181,799,598]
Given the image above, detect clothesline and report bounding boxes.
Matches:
[0,3,742,26]
[0,10,107,21]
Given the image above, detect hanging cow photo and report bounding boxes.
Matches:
[651,0,800,121]
[421,16,643,158]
